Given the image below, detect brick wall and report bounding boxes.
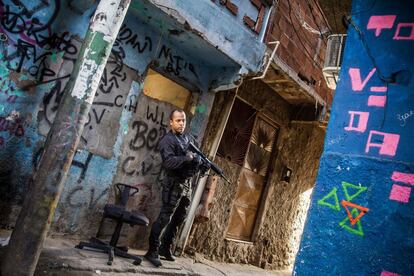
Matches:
[266,0,333,104]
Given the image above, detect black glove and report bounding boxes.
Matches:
[199,160,211,175]
[192,153,203,165]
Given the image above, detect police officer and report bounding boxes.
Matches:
[144,109,208,267]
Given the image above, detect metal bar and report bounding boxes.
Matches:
[251,41,280,80]
[175,89,238,254]
[0,1,131,275]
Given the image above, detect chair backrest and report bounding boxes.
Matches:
[115,183,139,206]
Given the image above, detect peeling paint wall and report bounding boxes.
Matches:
[188,80,326,269]
[294,1,414,275]
[0,0,265,239]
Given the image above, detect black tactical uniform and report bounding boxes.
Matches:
[146,130,204,266]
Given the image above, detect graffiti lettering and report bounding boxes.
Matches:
[129,103,168,151]
[396,110,414,126]
[121,155,162,177]
[158,45,199,79]
[124,94,138,113]
[66,186,108,209]
[71,152,93,181]
[367,15,414,40]
[115,24,153,54]
[129,120,166,151]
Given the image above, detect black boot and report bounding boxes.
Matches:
[144,248,162,267]
[159,245,175,262]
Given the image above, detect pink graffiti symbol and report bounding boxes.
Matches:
[368,95,387,107]
[349,68,376,91]
[381,271,400,276]
[389,171,414,203]
[389,185,411,203]
[365,131,400,157]
[345,111,370,133]
[393,23,414,40]
[367,15,396,36]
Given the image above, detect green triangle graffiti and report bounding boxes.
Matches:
[342,181,368,201]
[317,187,340,211]
[339,208,364,236]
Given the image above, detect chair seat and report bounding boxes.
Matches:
[104,204,149,226]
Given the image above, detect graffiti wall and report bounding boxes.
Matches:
[294,1,414,275]
[0,0,246,237]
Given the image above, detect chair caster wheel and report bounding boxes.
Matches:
[133,259,141,265]
[107,261,112,265]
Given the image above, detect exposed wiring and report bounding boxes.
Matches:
[310,0,333,34]
[331,0,339,34]
[286,0,324,70]
[292,4,326,48]
[304,0,330,43]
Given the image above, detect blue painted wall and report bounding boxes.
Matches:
[294,1,414,275]
[0,0,266,235]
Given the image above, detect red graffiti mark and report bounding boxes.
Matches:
[341,200,369,226]
[132,182,154,210]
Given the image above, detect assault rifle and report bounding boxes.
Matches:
[188,142,231,184]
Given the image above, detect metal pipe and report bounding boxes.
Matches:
[259,4,273,43]
[1,1,131,275]
[251,41,280,80]
[175,88,238,255]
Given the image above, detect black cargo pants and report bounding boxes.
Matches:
[148,177,191,251]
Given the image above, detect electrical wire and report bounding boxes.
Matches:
[286,0,324,70]
[347,17,393,83]
[330,0,339,34]
[310,0,333,34]
[304,0,329,45]
[291,4,326,52]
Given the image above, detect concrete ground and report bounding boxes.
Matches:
[0,230,291,276]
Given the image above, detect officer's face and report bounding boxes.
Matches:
[170,111,186,134]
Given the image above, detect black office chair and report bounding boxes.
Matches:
[75,183,149,265]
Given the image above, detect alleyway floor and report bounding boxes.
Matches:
[0,230,290,276]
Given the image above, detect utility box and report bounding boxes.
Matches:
[323,34,347,90]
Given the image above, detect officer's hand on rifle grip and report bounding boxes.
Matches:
[185,151,194,161]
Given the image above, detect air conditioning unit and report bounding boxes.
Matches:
[323,34,346,90]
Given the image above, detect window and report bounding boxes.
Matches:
[143,69,191,109]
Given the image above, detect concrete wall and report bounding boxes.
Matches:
[188,80,325,270]
[0,0,264,241]
[294,1,414,275]
[267,0,331,103]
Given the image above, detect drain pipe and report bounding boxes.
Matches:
[175,88,238,255]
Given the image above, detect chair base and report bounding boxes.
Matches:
[75,237,142,266]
